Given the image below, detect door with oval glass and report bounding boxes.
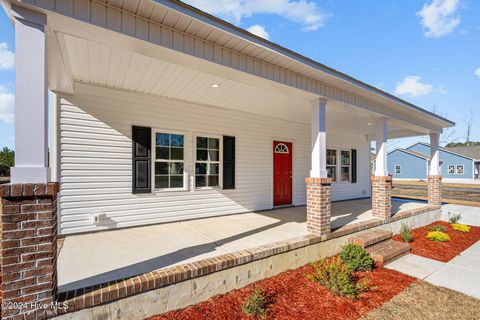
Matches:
[273,141,292,206]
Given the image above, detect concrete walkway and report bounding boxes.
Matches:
[386,203,480,299]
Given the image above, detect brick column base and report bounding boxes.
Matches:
[371,176,392,221]
[428,175,442,206]
[306,178,332,238]
[0,183,59,320]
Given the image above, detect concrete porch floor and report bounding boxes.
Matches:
[57,198,428,292]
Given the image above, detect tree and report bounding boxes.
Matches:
[445,141,480,148]
[429,105,459,145]
[465,109,473,144]
[0,147,14,167]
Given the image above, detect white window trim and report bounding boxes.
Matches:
[456,164,464,175]
[152,129,188,192]
[326,149,337,183]
[448,165,455,175]
[194,133,223,190]
[395,165,401,174]
[340,150,351,183]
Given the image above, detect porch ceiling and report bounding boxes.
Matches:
[54,31,428,138]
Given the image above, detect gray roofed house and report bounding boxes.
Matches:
[384,142,480,181]
[446,146,480,161]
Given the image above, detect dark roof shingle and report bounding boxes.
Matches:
[446,146,480,160]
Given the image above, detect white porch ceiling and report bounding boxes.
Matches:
[57,32,422,138]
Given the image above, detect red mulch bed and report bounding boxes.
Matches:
[148,263,415,320]
[393,221,480,263]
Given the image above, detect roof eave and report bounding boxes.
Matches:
[156,0,455,128]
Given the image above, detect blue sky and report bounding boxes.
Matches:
[0,0,478,150]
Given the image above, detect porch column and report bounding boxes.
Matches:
[371,117,392,220]
[428,132,442,206]
[10,5,50,183]
[306,98,332,238]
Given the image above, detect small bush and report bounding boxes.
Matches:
[448,211,462,224]
[400,223,413,243]
[339,243,374,272]
[426,231,450,242]
[308,258,370,300]
[451,223,471,233]
[242,288,267,317]
[428,224,447,233]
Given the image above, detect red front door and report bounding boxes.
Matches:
[273,141,292,206]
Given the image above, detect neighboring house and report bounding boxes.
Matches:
[446,145,480,179]
[1,1,453,236]
[387,142,479,181]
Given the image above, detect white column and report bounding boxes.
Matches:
[10,6,49,183]
[429,132,440,176]
[374,117,388,176]
[310,98,328,178]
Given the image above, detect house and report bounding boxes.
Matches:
[446,145,480,179]
[0,1,454,319]
[387,142,480,182]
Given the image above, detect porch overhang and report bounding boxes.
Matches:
[2,0,454,139]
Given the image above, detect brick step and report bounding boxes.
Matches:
[366,240,411,264]
[347,229,393,248]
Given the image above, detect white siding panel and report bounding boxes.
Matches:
[59,84,370,234]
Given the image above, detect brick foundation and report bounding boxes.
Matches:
[427,175,442,206]
[305,177,332,238]
[371,176,392,221]
[0,183,59,320]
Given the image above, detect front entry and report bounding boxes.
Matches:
[273,141,292,206]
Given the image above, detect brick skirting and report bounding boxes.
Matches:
[55,204,440,316]
[0,183,59,320]
[371,176,392,220]
[305,177,333,238]
[427,175,442,206]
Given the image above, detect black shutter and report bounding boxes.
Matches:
[132,126,152,194]
[223,136,235,189]
[351,149,357,183]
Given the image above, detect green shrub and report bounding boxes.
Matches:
[428,224,447,233]
[400,223,413,242]
[426,231,450,242]
[339,243,374,272]
[448,211,462,224]
[242,288,267,317]
[451,223,471,233]
[308,258,369,300]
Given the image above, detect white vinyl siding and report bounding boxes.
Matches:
[58,83,370,234]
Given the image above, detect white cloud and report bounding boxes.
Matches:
[395,76,435,97]
[0,85,14,123]
[185,0,328,31]
[475,68,480,78]
[417,0,461,38]
[246,24,270,39]
[0,43,14,70]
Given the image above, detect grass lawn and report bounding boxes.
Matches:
[362,281,480,320]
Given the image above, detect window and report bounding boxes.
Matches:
[196,136,220,187]
[456,165,464,175]
[395,165,401,174]
[448,165,455,174]
[154,132,184,189]
[275,143,289,153]
[340,150,351,182]
[327,149,337,181]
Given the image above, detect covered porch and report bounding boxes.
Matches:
[57,198,430,292]
[0,2,455,319]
